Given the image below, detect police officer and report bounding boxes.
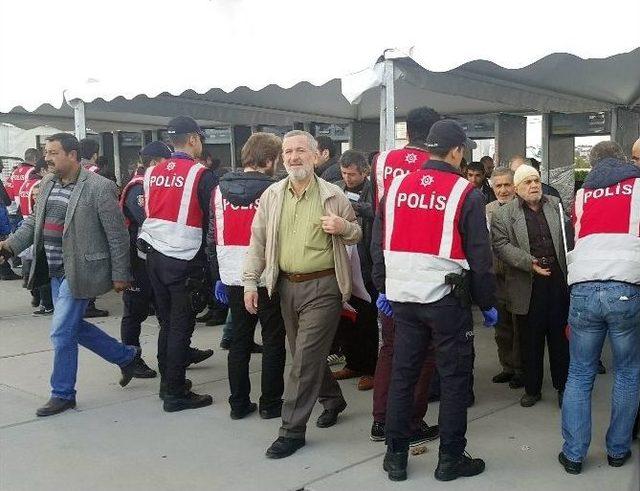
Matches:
[372,120,497,482]
[370,107,442,446]
[138,117,218,412]
[207,132,286,420]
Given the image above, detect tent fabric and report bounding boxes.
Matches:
[2,0,639,114]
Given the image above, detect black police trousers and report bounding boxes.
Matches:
[386,295,474,456]
[227,285,286,412]
[146,249,203,395]
[121,253,152,349]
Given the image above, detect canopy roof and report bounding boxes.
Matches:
[1,0,639,130]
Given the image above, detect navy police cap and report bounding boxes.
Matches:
[167,116,205,138]
[140,141,172,158]
[426,120,477,150]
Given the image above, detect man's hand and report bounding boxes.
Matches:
[244,291,258,315]
[113,281,131,293]
[532,259,551,277]
[0,241,13,264]
[320,212,346,235]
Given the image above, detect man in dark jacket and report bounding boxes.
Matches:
[332,150,378,391]
[315,136,342,183]
[207,132,286,421]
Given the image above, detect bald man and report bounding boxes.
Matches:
[632,138,640,167]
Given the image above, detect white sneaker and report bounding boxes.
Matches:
[327,354,346,366]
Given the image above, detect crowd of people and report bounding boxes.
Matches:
[0,109,639,483]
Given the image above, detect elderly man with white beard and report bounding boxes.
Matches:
[243,130,362,459]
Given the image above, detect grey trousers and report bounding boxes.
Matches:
[278,274,345,439]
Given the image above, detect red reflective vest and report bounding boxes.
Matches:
[18,176,41,219]
[383,168,473,303]
[372,147,430,206]
[212,186,261,286]
[568,177,640,285]
[4,163,34,203]
[119,175,145,229]
[138,157,206,260]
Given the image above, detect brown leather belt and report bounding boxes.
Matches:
[281,268,335,283]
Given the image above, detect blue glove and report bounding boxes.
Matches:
[376,293,393,317]
[482,307,498,327]
[214,280,229,306]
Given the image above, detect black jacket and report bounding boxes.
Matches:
[337,179,375,292]
[371,159,496,310]
[583,157,640,189]
[206,170,275,282]
[316,156,341,183]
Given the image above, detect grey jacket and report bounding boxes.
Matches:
[490,195,568,315]
[7,168,130,299]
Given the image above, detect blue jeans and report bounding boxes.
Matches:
[561,281,640,462]
[49,277,136,400]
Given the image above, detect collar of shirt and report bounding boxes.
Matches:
[422,159,462,175]
[171,151,194,161]
[518,195,548,209]
[287,174,316,199]
[53,168,80,186]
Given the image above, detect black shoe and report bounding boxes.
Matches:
[520,393,541,407]
[608,450,632,467]
[159,379,192,400]
[259,405,282,420]
[251,342,263,354]
[558,452,582,474]
[230,402,257,420]
[316,400,347,428]
[435,452,486,482]
[195,309,214,323]
[509,374,524,389]
[370,421,385,442]
[84,306,109,318]
[410,421,439,446]
[205,312,229,327]
[119,347,141,387]
[133,357,157,379]
[188,348,214,366]
[557,390,564,409]
[219,338,231,350]
[383,450,408,481]
[0,270,21,280]
[492,371,514,384]
[265,437,305,459]
[32,307,54,316]
[597,360,606,375]
[163,391,213,412]
[36,397,76,417]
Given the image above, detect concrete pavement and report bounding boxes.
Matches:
[0,278,637,491]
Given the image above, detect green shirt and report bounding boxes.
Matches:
[278,176,334,273]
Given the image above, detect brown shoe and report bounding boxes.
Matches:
[333,368,360,380]
[357,375,374,391]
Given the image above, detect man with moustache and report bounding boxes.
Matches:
[243,130,362,459]
[486,168,522,388]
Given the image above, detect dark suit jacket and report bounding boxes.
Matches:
[490,195,571,315]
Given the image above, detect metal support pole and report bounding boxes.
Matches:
[113,131,122,185]
[229,126,236,170]
[541,113,551,184]
[379,59,396,151]
[70,99,87,140]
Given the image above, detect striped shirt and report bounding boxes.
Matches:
[43,179,76,277]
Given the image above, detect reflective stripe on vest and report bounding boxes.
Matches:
[373,147,430,205]
[568,177,640,285]
[18,177,40,219]
[119,175,145,229]
[212,185,260,286]
[138,158,206,260]
[383,169,472,304]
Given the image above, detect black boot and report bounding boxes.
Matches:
[36,397,76,417]
[383,450,408,481]
[163,390,213,412]
[119,347,141,387]
[435,452,486,482]
[133,357,157,378]
[159,379,193,400]
[188,347,214,366]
